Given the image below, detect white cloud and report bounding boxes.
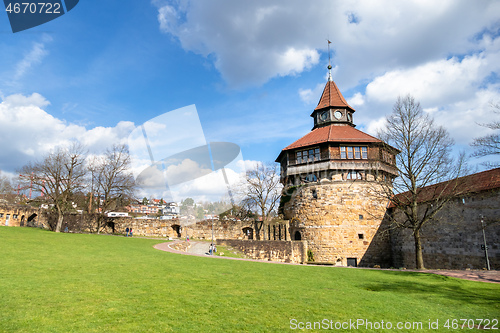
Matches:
[3,92,50,108]
[164,158,212,185]
[365,117,386,137]
[153,0,500,88]
[365,54,491,105]
[0,93,135,172]
[432,87,500,145]
[348,92,364,107]
[134,155,250,204]
[13,35,52,81]
[299,83,324,105]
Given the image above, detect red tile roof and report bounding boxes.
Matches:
[314,80,355,112]
[283,124,382,151]
[390,168,500,207]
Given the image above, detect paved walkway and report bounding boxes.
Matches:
[154,241,500,284]
[187,241,211,255]
[408,269,500,284]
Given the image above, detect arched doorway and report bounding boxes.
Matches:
[20,215,25,227]
[27,213,37,227]
[171,224,181,238]
[294,230,301,240]
[242,227,253,240]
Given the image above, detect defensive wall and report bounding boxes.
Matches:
[2,184,498,270]
[218,239,308,264]
[390,189,500,270]
[0,204,47,228]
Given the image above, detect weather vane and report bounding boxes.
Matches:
[327,39,332,81]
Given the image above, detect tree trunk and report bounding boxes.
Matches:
[55,211,64,233]
[254,221,262,240]
[97,216,102,234]
[414,229,425,269]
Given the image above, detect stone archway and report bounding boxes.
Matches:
[294,230,302,240]
[171,224,181,238]
[27,213,37,227]
[242,227,253,240]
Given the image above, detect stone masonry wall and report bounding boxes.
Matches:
[283,180,392,267]
[186,219,254,240]
[0,204,47,228]
[218,239,308,264]
[390,189,500,270]
[105,217,255,240]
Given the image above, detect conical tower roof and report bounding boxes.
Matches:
[314,79,355,112]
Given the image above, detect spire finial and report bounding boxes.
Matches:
[327,39,333,82]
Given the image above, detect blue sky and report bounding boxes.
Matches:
[1,0,500,200]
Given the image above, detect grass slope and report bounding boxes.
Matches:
[0,227,498,332]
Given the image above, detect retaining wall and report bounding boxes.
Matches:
[218,239,308,264]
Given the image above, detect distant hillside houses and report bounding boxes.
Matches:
[126,200,180,219]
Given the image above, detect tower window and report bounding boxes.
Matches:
[354,147,361,159]
[347,147,353,159]
[341,146,368,160]
[296,147,320,163]
[358,234,364,240]
[361,147,368,159]
[346,171,361,180]
[312,189,318,199]
[359,214,363,220]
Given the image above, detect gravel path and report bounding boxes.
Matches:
[154,241,499,284]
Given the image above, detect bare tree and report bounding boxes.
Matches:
[19,143,87,232]
[471,102,500,167]
[88,144,136,233]
[239,162,282,240]
[378,95,468,269]
[0,171,14,202]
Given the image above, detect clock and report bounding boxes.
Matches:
[334,110,342,120]
[320,111,329,121]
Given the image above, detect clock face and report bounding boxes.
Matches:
[320,111,329,121]
[334,111,342,120]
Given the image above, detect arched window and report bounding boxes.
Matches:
[294,231,302,240]
[242,227,253,240]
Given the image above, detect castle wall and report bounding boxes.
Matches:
[390,189,500,270]
[185,219,254,240]
[106,217,255,240]
[218,239,308,264]
[283,181,392,267]
[0,205,46,228]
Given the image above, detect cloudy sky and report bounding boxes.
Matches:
[1,0,499,200]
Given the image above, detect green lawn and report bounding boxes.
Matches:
[0,227,498,332]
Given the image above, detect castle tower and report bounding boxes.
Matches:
[275,67,399,266]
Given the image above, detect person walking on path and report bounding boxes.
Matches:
[130,228,133,237]
[125,227,129,237]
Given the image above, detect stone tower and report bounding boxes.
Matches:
[275,67,399,267]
